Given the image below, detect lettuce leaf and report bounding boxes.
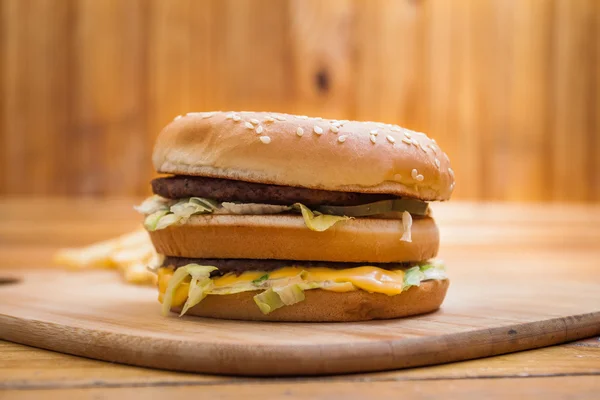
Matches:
[134,195,173,215]
[402,262,448,290]
[162,264,218,316]
[254,284,306,314]
[181,265,218,315]
[162,261,448,316]
[170,197,216,220]
[402,266,425,290]
[294,203,351,232]
[155,213,182,230]
[144,210,169,231]
[421,261,447,280]
[138,197,351,232]
[161,267,192,316]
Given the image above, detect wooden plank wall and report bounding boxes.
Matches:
[1,0,598,201]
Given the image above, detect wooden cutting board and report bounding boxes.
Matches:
[2,201,600,376]
[1,254,599,376]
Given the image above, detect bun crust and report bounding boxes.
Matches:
[148,214,439,263]
[153,112,455,201]
[172,279,450,322]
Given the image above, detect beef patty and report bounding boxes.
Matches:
[162,256,418,276]
[152,175,396,207]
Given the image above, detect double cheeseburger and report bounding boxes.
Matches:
[137,111,455,321]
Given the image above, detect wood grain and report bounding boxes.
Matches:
[1,198,600,375]
[1,198,599,394]
[2,269,598,376]
[1,0,599,201]
[2,376,600,400]
[1,339,599,389]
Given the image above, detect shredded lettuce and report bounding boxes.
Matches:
[137,197,351,232]
[180,265,218,316]
[161,264,218,316]
[402,266,425,290]
[421,261,447,281]
[155,213,182,230]
[161,261,448,316]
[170,200,208,221]
[208,283,258,295]
[140,197,216,231]
[161,267,192,316]
[294,203,351,232]
[190,197,219,210]
[254,284,306,314]
[144,210,169,231]
[134,195,173,215]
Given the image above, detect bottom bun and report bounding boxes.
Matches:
[172,279,449,322]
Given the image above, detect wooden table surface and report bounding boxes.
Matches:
[1,198,599,399]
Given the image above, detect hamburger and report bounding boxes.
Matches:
[136,111,455,321]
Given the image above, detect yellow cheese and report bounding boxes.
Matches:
[157,265,405,306]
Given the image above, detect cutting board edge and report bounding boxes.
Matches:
[1,311,599,376]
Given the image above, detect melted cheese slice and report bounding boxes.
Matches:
[157,266,405,307]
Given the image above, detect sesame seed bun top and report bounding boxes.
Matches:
[152,111,455,201]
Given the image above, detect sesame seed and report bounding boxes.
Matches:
[402,137,412,145]
[416,174,424,182]
[298,115,308,120]
[370,135,377,144]
[370,129,378,135]
[432,138,437,144]
[202,112,215,119]
[338,135,348,143]
[315,117,322,120]
[259,136,271,144]
[339,120,349,125]
[332,121,342,127]
[411,169,419,179]
[330,125,340,133]
[376,123,385,128]
[174,115,182,120]
[250,118,260,125]
[255,125,264,134]
[391,126,402,132]
[296,127,304,137]
[275,115,286,121]
[313,126,323,135]
[404,131,412,139]
[448,167,455,177]
[244,122,254,129]
[430,144,437,152]
[225,113,235,119]
[264,116,275,122]
[386,135,396,143]
[232,115,241,122]
[411,138,420,146]
[434,158,441,168]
